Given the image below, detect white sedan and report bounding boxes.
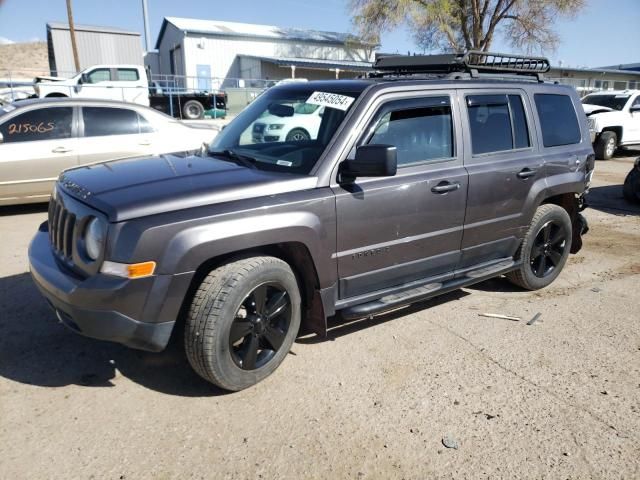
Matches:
[250,103,324,143]
[0,98,218,205]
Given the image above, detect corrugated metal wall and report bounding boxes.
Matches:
[49,27,143,76]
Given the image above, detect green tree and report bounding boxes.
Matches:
[350,0,586,53]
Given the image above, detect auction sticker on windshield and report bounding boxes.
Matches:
[306,91,355,111]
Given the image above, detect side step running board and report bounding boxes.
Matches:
[340,259,518,321]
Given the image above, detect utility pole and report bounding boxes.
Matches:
[66,0,81,72]
[142,0,151,52]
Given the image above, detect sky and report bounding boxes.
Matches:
[0,0,638,68]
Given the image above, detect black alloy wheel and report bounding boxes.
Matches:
[229,282,291,370]
[530,220,567,278]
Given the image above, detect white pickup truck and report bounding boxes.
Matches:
[33,65,228,119]
[34,65,150,106]
[582,90,640,160]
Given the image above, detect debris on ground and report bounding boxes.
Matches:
[442,434,459,449]
[527,313,542,326]
[478,313,521,322]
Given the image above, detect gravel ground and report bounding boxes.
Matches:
[0,152,639,479]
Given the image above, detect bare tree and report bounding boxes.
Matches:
[66,0,81,72]
[350,0,586,53]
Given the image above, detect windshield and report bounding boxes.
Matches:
[209,85,364,175]
[582,94,630,111]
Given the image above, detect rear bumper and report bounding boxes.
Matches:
[28,224,193,351]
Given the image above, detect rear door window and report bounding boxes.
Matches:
[0,107,73,143]
[534,94,581,147]
[82,107,141,137]
[466,94,530,155]
[365,96,454,166]
[117,68,140,81]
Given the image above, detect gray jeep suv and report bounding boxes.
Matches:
[29,52,594,391]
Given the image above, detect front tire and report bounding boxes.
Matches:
[506,204,572,290]
[185,256,301,391]
[594,131,617,160]
[286,128,310,142]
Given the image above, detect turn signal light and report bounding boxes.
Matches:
[101,260,156,279]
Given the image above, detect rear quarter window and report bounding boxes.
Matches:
[534,94,581,147]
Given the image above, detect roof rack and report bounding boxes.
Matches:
[371,51,550,82]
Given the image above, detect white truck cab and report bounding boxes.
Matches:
[34,65,150,107]
[582,90,640,159]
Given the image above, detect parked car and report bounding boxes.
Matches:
[250,102,324,142]
[623,157,640,203]
[582,90,640,160]
[29,52,593,391]
[34,65,227,119]
[0,98,218,205]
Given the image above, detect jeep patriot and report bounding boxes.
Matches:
[29,52,594,390]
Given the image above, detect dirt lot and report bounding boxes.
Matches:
[1,153,639,479]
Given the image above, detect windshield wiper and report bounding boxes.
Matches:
[208,149,257,169]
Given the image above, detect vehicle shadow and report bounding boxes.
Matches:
[0,272,227,397]
[587,184,640,217]
[0,203,48,216]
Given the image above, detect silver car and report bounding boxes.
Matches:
[0,98,218,205]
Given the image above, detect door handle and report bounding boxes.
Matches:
[431,181,461,194]
[52,147,72,153]
[138,140,152,146]
[517,168,537,179]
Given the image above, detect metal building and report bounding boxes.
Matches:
[47,22,143,76]
[152,17,377,89]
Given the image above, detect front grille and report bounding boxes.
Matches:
[48,198,77,260]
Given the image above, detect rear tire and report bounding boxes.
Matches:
[623,168,640,203]
[594,131,617,160]
[185,256,301,391]
[506,204,572,290]
[182,100,205,120]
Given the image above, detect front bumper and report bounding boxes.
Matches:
[28,224,193,352]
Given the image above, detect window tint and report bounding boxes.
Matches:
[367,97,453,166]
[117,68,139,81]
[509,95,530,149]
[87,69,111,83]
[0,107,73,143]
[534,94,581,147]
[83,107,140,137]
[467,95,512,154]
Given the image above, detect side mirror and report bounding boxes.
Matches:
[79,73,90,84]
[339,144,397,181]
[0,132,4,144]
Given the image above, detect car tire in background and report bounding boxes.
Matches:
[506,204,572,291]
[594,131,617,160]
[286,128,310,142]
[623,167,640,203]
[184,256,301,391]
[182,100,205,120]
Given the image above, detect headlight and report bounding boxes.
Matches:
[84,217,106,261]
[51,185,57,201]
[268,124,284,130]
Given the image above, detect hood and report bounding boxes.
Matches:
[58,152,316,222]
[582,104,614,116]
